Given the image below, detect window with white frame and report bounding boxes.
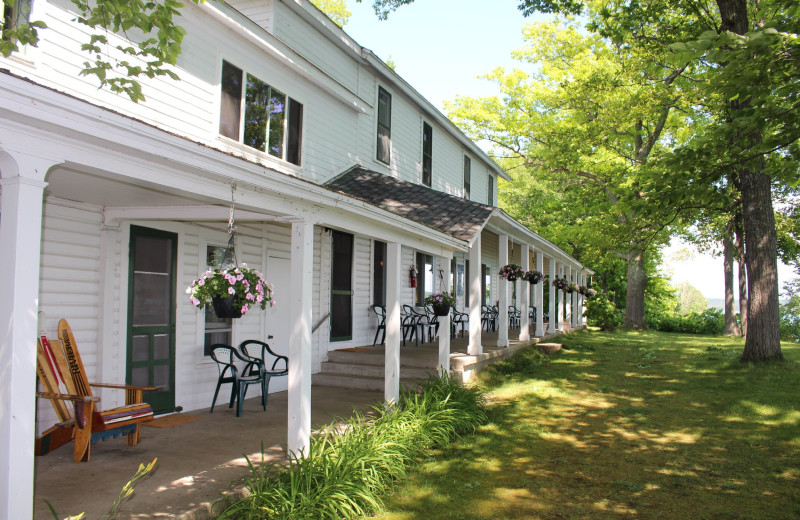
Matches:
[1,0,31,46]
[377,87,392,164]
[219,60,303,165]
[463,155,471,200]
[422,122,432,187]
[488,175,494,206]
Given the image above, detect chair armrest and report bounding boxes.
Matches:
[90,383,157,391]
[37,392,99,403]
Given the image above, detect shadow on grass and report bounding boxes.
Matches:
[376,331,800,520]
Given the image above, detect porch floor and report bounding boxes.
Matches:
[32,327,557,520]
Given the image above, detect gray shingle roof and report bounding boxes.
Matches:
[324,167,494,243]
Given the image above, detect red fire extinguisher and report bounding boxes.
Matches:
[409,266,418,288]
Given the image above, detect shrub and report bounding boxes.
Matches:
[218,373,486,520]
[585,294,623,330]
[647,308,724,335]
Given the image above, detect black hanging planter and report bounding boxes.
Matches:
[432,303,451,317]
[212,296,243,319]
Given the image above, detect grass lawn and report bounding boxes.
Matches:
[373,330,800,520]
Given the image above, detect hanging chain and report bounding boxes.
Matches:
[220,183,238,269]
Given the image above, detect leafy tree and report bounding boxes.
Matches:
[780,278,800,342]
[1,0,208,102]
[310,0,351,26]
[675,282,708,315]
[447,19,695,328]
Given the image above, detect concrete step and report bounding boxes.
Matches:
[320,361,436,380]
[312,373,426,392]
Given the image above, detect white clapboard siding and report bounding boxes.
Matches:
[227,0,275,32]
[272,1,360,94]
[36,202,103,434]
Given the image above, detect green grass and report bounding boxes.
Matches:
[373,331,800,520]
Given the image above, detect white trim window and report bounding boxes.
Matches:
[377,86,392,164]
[219,60,303,165]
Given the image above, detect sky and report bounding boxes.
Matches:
[339,1,797,300]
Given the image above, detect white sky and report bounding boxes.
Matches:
[341,2,798,300]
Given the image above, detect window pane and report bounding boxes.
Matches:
[132,335,150,362]
[154,334,170,360]
[331,232,353,291]
[135,235,171,273]
[287,98,303,165]
[133,273,170,326]
[205,245,232,352]
[373,241,386,306]
[422,123,432,187]
[131,367,149,387]
[268,88,286,158]
[463,156,471,199]
[219,61,242,140]
[154,365,170,390]
[488,176,494,206]
[377,87,391,164]
[244,74,270,151]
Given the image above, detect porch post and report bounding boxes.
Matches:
[288,220,313,455]
[565,266,572,331]
[438,253,452,373]
[558,264,565,332]
[572,270,579,328]
[0,153,52,520]
[519,245,530,342]
[548,259,557,334]
[468,234,482,356]
[535,253,544,337]
[497,234,509,348]
[384,242,402,404]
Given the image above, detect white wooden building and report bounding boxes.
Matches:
[0,0,591,517]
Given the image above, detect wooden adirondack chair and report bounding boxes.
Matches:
[35,319,156,463]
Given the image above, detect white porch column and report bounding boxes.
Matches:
[438,254,452,372]
[571,270,579,328]
[519,245,530,342]
[558,264,566,332]
[384,242,402,403]
[497,234,509,348]
[577,272,584,327]
[547,259,557,334]
[0,154,53,520]
[288,220,314,455]
[535,253,544,337]
[468,234,482,355]
[565,266,572,330]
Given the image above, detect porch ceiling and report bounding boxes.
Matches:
[45,165,214,209]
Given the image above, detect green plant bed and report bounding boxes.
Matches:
[217,373,486,519]
[372,330,800,520]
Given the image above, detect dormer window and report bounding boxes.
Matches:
[377,87,392,164]
[219,60,303,166]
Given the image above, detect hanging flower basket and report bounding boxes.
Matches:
[211,295,243,319]
[552,277,568,291]
[583,287,598,298]
[187,264,274,318]
[566,283,578,294]
[522,269,544,285]
[498,264,525,282]
[424,292,456,316]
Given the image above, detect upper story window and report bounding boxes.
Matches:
[219,60,303,166]
[377,87,392,164]
[1,0,31,46]
[488,175,494,206]
[422,122,432,187]
[463,156,471,200]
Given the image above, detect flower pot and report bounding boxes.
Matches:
[506,276,517,282]
[212,296,243,319]
[432,303,451,317]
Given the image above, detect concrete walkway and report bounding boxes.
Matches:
[33,385,383,520]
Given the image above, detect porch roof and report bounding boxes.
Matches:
[324,166,494,243]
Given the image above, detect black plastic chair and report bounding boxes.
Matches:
[209,344,266,417]
[401,305,421,346]
[422,305,440,342]
[239,340,288,410]
[371,305,386,345]
[509,305,521,329]
[451,305,469,338]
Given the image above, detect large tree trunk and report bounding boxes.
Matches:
[735,214,748,336]
[739,163,782,361]
[717,0,782,361]
[623,249,647,328]
[723,225,742,336]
